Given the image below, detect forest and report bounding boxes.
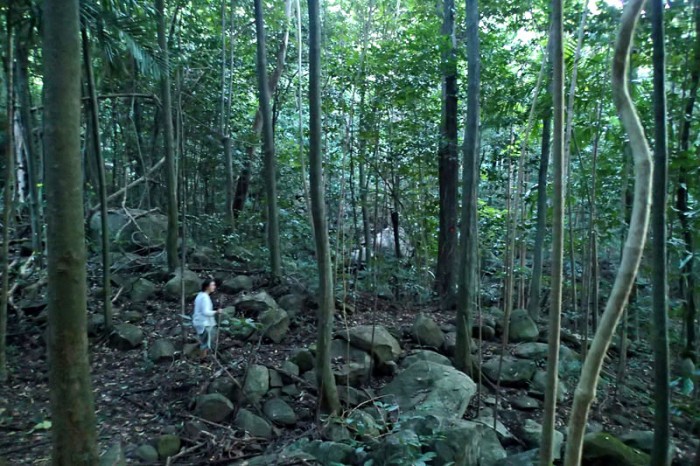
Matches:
[0,0,699,464]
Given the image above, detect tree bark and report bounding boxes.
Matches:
[308,0,340,414]
[651,0,671,461]
[254,0,282,278]
[156,0,180,272]
[564,0,652,463]
[436,0,459,306]
[43,0,99,461]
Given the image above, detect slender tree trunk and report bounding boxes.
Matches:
[564,0,653,462]
[527,115,550,319]
[295,0,313,235]
[540,0,565,461]
[651,0,671,461]
[254,0,282,278]
[455,0,480,375]
[156,0,179,272]
[308,0,340,414]
[436,0,459,306]
[1,5,15,383]
[81,26,113,333]
[224,136,234,230]
[43,0,99,461]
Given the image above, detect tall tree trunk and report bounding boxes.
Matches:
[254,0,282,278]
[43,0,99,461]
[1,5,15,383]
[564,0,652,463]
[651,0,670,461]
[156,0,179,272]
[455,0,479,375]
[81,26,113,333]
[224,136,234,230]
[295,0,313,235]
[527,114,550,319]
[540,0,565,461]
[308,0,340,414]
[436,0,459,306]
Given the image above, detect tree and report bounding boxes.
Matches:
[435,0,458,306]
[455,0,479,374]
[540,0,565,461]
[254,0,282,279]
[308,0,340,414]
[156,0,179,272]
[650,0,670,461]
[564,0,652,462]
[43,0,99,461]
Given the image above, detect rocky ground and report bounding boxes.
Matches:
[0,247,697,465]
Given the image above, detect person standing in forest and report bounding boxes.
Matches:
[193,279,221,357]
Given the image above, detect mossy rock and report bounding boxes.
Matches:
[583,432,650,466]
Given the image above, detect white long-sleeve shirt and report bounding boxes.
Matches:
[192,292,217,334]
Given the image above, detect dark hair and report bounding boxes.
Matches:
[201,279,215,291]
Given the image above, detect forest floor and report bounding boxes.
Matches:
[0,256,697,465]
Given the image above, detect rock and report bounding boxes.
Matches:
[135,444,159,463]
[129,278,156,303]
[269,369,284,388]
[194,393,234,422]
[529,370,567,402]
[347,409,382,439]
[220,275,253,295]
[99,443,125,466]
[330,339,372,386]
[473,325,496,340]
[90,209,168,252]
[401,349,452,369]
[148,339,175,362]
[258,307,289,343]
[163,270,200,300]
[302,369,317,387]
[243,364,269,403]
[513,342,549,360]
[372,429,422,464]
[583,432,650,466]
[618,430,656,454]
[494,449,539,466]
[322,422,352,442]
[521,419,564,460]
[282,384,301,397]
[344,325,402,365]
[337,386,372,406]
[380,360,477,419]
[290,349,315,373]
[263,398,297,426]
[122,310,143,323]
[511,396,540,410]
[411,314,445,348]
[278,293,305,319]
[88,314,106,336]
[430,418,507,466]
[157,435,181,459]
[234,409,273,439]
[509,309,539,343]
[442,331,457,356]
[108,323,144,350]
[289,440,356,465]
[183,343,200,357]
[233,291,278,316]
[190,246,217,265]
[474,415,515,443]
[208,377,238,401]
[280,361,300,380]
[482,357,536,386]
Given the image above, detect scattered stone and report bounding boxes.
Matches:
[441,323,457,333]
[163,270,200,300]
[344,325,402,365]
[411,314,445,348]
[583,432,650,466]
[380,360,477,419]
[482,357,536,386]
[258,307,290,343]
[330,339,372,386]
[263,398,297,426]
[194,393,234,422]
[619,430,674,462]
[220,275,253,295]
[190,246,217,265]
[401,349,452,369]
[108,323,144,350]
[509,309,539,343]
[183,343,199,357]
[122,310,143,323]
[278,293,305,319]
[322,422,352,442]
[135,444,158,463]
[243,364,270,403]
[208,377,238,401]
[431,418,507,466]
[290,349,315,373]
[289,440,356,465]
[337,386,372,406]
[282,384,301,397]
[280,360,300,379]
[347,409,382,439]
[302,370,317,387]
[474,414,515,443]
[88,314,105,336]
[529,370,567,402]
[511,396,540,410]
[99,442,125,466]
[513,342,549,360]
[442,331,457,356]
[473,324,496,340]
[157,435,181,459]
[148,339,175,362]
[233,291,278,316]
[129,278,156,303]
[494,449,539,466]
[268,369,284,388]
[521,419,564,460]
[235,409,273,439]
[371,429,422,464]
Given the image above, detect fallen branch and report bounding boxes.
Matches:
[88,157,165,215]
[165,441,206,466]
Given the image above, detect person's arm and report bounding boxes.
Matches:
[202,295,218,316]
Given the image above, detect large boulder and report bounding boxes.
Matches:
[220,275,253,295]
[380,361,477,419]
[233,291,278,316]
[344,325,402,365]
[243,364,270,403]
[482,357,536,386]
[90,209,168,252]
[400,349,452,369]
[128,278,156,303]
[521,419,564,460]
[330,339,372,386]
[513,342,578,364]
[148,339,175,362]
[194,393,234,422]
[277,293,305,319]
[163,270,200,300]
[529,370,567,402]
[258,307,290,343]
[234,409,273,439]
[430,418,507,466]
[411,314,445,348]
[109,323,144,350]
[509,309,539,343]
[263,398,297,426]
[583,432,650,466]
